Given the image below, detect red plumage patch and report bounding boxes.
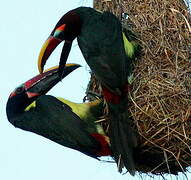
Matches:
[91,133,111,156]
[102,84,130,104]
[102,87,121,104]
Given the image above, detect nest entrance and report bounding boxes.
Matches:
[86,0,191,175]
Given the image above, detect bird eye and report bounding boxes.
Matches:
[53,30,64,40]
[15,86,25,94]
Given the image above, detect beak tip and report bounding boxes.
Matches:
[38,64,43,74]
[58,69,64,80]
[57,63,81,81]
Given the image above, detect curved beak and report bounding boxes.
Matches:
[38,36,62,74]
[9,64,80,99]
[38,37,73,79]
[8,64,80,101]
[27,63,80,97]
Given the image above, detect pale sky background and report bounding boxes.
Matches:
[1,0,191,180]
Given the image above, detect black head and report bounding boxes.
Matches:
[6,64,80,123]
[38,9,82,76]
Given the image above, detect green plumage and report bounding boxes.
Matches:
[6,65,109,159]
[15,95,105,158]
[36,6,141,174]
[77,8,128,91]
[74,7,139,175]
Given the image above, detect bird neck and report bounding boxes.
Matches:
[75,7,101,25]
[6,93,35,122]
[56,97,103,120]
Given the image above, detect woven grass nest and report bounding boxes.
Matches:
[84,0,191,175]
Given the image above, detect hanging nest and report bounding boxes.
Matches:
[85,0,191,176]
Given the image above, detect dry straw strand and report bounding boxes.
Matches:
[90,0,191,175]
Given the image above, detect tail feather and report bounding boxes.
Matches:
[108,103,137,175]
[109,114,121,159]
[118,113,136,175]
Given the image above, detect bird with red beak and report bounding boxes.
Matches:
[37,7,138,175]
[6,64,111,159]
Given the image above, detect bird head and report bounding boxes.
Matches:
[38,9,82,78]
[6,64,80,121]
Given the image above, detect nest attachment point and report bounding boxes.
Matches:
[88,0,191,176]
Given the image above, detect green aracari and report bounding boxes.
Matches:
[6,64,111,159]
[37,7,139,175]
